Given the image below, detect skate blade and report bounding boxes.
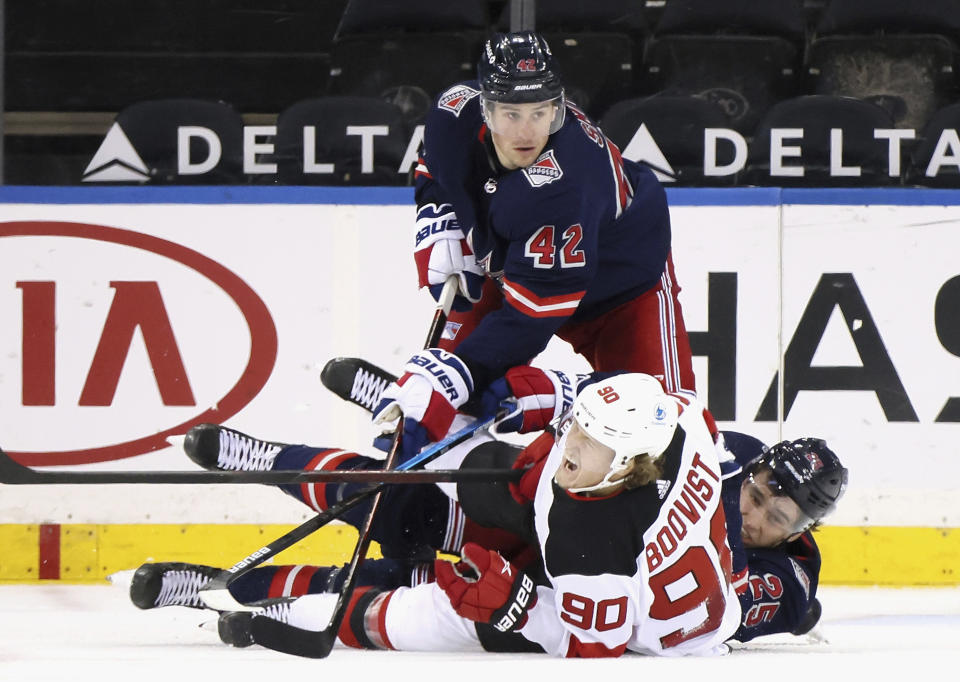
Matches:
[106,568,136,589]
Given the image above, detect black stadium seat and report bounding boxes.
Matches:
[808,0,960,131]
[275,96,411,185]
[336,0,490,35]
[815,0,960,39]
[741,95,897,187]
[644,0,806,134]
[6,53,331,113]
[105,99,245,184]
[497,0,649,37]
[327,32,483,123]
[644,36,799,134]
[655,0,806,43]
[543,32,638,120]
[600,95,739,185]
[906,103,960,188]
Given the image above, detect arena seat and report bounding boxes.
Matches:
[643,35,799,134]
[654,0,807,43]
[275,96,411,185]
[7,0,347,53]
[905,103,960,188]
[6,53,331,113]
[496,0,649,37]
[105,99,246,184]
[327,32,482,113]
[741,95,897,187]
[808,0,960,131]
[642,0,806,135]
[599,95,738,186]
[542,32,638,120]
[335,0,490,35]
[815,0,960,39]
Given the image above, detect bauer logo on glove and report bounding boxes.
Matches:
[435,542,538,633]
[493,571,536,633]
[414,202,485,312]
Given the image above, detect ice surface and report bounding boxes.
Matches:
[0,584,957,681]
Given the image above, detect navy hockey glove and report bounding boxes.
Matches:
[481,366,590,434]
[414,202,484,312]
[435,542,537,633]
[373,349,474,459]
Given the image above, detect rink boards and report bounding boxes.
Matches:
[1,186,958,585]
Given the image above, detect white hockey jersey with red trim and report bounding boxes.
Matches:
[519,395,742,657]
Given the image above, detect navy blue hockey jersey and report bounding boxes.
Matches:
[415,82,671,384]
[720,431,823,642]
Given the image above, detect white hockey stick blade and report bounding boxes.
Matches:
[199,588,261,613]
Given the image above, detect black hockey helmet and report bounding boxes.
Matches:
[478,31,564,104]
[747,438,848,528]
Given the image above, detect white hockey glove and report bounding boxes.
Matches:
[372,349,474,460]
[414,202,485,312]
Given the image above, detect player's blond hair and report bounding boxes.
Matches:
[621,454,663,490]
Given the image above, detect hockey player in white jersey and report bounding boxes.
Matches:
[435,372,743,656]
[198,373,741,657]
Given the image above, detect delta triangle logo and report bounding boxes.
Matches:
[621,123,676,183]
[82,123,151,182]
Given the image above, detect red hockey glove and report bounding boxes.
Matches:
[435,542,537,633]
[414,202,484,312]
[481,366,589,433]
[509,433,554,504]
[372,349,474,460]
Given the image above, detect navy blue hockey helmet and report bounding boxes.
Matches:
[748,438,848,528]
[478,31,564,103]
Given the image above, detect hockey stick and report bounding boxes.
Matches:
[248,277,461,657]
[197,412,497,612]
[0,448,518,486]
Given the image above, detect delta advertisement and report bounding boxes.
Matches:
[80,117,960,184]
[1,188,958,529]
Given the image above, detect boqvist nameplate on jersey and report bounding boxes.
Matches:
[523,149,563,187]
[439,84,481,117]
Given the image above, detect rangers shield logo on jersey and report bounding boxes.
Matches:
[438,84,481,117]
[788,557,811,599]
[523,150,563,187]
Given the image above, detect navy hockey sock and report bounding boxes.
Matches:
[272,445,381,527]
[226,560,409,603]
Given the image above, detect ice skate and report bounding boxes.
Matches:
[218,598,294,648]
[129,562,220,610]
[184,423,285,471]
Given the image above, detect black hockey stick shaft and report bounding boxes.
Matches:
[0,449,518,485]
[251,276,460,657]
[198,412,496,612]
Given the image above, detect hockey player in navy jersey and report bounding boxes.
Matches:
[377,31,697,461]
[718,432,848,642]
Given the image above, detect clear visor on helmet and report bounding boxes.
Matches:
[481,95,566,136]
[744,470,816,535]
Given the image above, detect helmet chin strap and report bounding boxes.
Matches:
[566,466,629,495]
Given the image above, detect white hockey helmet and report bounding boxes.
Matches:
[570,373,679,478]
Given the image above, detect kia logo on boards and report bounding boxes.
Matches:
[1,221,278,466]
